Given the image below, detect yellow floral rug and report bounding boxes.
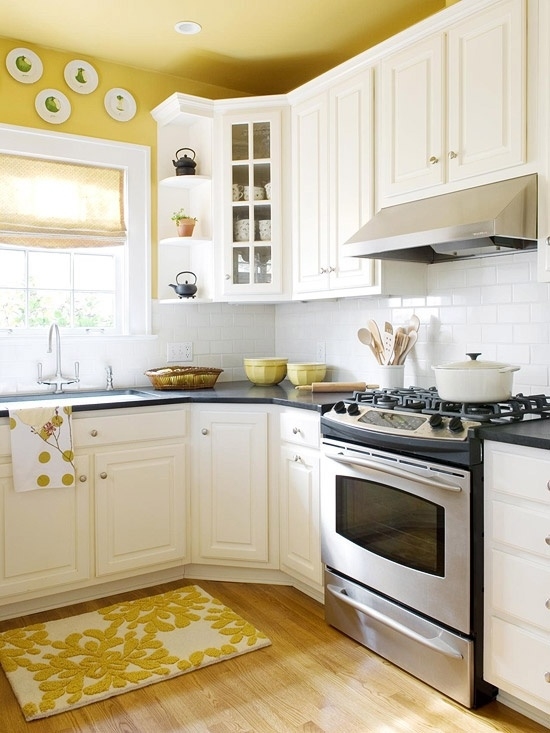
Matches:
[0,585,271,721]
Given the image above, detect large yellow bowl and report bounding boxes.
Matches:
[286,362,327,386]
[244,358,288,385]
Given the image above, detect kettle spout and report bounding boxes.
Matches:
[168,283,177,291]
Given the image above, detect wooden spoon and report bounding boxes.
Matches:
[357,328,381,363]
[367,319,384,362]
[398,329,418,364]
[408,314,420,334]
[383,322,395,365]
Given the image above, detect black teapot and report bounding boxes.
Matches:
[172,148,197,176]
[169,271,198,299]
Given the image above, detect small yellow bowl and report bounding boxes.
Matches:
[244,358,288,385]
[286,362,327,386]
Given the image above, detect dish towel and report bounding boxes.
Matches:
[9,406,75,492]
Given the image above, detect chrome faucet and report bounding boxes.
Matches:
[37,323,80,393]
[105,365,114,391]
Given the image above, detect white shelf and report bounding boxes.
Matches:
[159,297,212,304]
[160,175,211,189]
[159,237,212,246]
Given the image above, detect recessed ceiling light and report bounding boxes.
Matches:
[174,20,202,35]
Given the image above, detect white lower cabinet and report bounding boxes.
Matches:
[192,405,274,566]
[484,440,550,721]
[74,409,189,577]
[0,447,90,598]
[279,409,322,592]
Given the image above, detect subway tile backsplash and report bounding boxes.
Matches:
[0,250,548,396]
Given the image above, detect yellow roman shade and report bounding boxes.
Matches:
[0,153,126,248]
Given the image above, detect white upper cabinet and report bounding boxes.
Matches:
[215,103,289,300]
[292,69,377,297]
[378,0,526,203]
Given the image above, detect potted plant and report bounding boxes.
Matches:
[171,209,197,237]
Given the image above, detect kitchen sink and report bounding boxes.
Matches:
[0,389,159,411]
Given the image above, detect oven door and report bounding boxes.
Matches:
[321,438,471,634]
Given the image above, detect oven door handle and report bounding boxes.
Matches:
[325,452,462,492]
[326,584,463,660]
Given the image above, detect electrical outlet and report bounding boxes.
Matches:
[316,341,326,363]
[166,342,193,362]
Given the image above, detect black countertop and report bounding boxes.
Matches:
[476,418,550,451]
[0,381,343,417]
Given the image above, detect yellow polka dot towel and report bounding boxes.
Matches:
[8,406,75,492]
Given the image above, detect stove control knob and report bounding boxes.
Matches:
[448,416,464,433]
[333,401,347,414]
[347,403,360,416]
[428,414,443,429]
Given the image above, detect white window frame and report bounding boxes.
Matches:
[0,123,151,336]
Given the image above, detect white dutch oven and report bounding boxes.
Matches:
[432,353,520,403]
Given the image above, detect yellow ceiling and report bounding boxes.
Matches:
[0,0,449,96]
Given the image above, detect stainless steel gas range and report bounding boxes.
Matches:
[320,387,550,708]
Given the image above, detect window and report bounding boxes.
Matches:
[0,124,151,335]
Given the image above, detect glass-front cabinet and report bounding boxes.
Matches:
[217,106,287,299]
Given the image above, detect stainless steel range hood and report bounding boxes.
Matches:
[344,174,538,263]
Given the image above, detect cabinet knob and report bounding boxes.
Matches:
[545,535,550,546]
[79,475,87,483]
[328,266,336,273]
[293,454,302,463]
[547,480,550,490]
[99,471,107,479]
[90,429,98,437]
[429,155,439,164]
[225,274,231,280]
[545,672,550,683]
[292,427,301,435]
[448,150,458,159]
[201,428,209,435]
[320,267,327,274]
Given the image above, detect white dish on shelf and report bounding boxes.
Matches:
[6,47,43,83]
[34,89,71,124]
[64,59,99,94]
[104,88,137,121]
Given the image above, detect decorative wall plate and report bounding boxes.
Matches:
[64,60,99,94]
[35,89,71,124]
[6,48,43,83]
[104,88,136,121]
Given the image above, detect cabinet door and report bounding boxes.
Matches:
[279,444,321,586]
[378,34,445,199]
[292,93,330,294]
[220,109,284,297]
[329,70,376,290]
[447,0,525,181]
[0,457,90,598]
[196,410,269,563]
[95,444,187,576]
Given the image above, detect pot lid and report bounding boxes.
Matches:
[434,353,511,370]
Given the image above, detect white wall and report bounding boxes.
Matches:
[0,250,548,396]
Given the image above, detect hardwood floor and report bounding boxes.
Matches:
[0,579,546,732]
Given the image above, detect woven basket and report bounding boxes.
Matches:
[145,367,223,390]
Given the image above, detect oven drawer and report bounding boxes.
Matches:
[324,568,474,708]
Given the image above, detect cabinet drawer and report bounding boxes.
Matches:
[486,616,550,709]
[74,409,187,447]
[485,442,550,504]
[280,410,320,449]
[491,549,550,630]
[491,499,550,559]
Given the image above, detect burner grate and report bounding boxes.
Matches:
[350,389,550,423]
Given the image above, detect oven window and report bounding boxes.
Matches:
[335,476,445,576]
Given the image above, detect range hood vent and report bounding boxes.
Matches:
[344,174,538,263]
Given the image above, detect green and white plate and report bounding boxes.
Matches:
[35,89,71,124]
[64,59,99,94]
[6,47,43,84]
[104,88,136,121]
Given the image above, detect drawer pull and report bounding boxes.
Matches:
[545,672,550,684]
[90,429,98,437]
[293,455,302,463]
[79,475,87,483]
[545,536,550,546]
[99,471,107,479]
[292,427,301,435]
[547,480,550,491]
[429,155,439,164]
[449,150,458,159]
[201,428,209,435]
[546,599,550,610]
